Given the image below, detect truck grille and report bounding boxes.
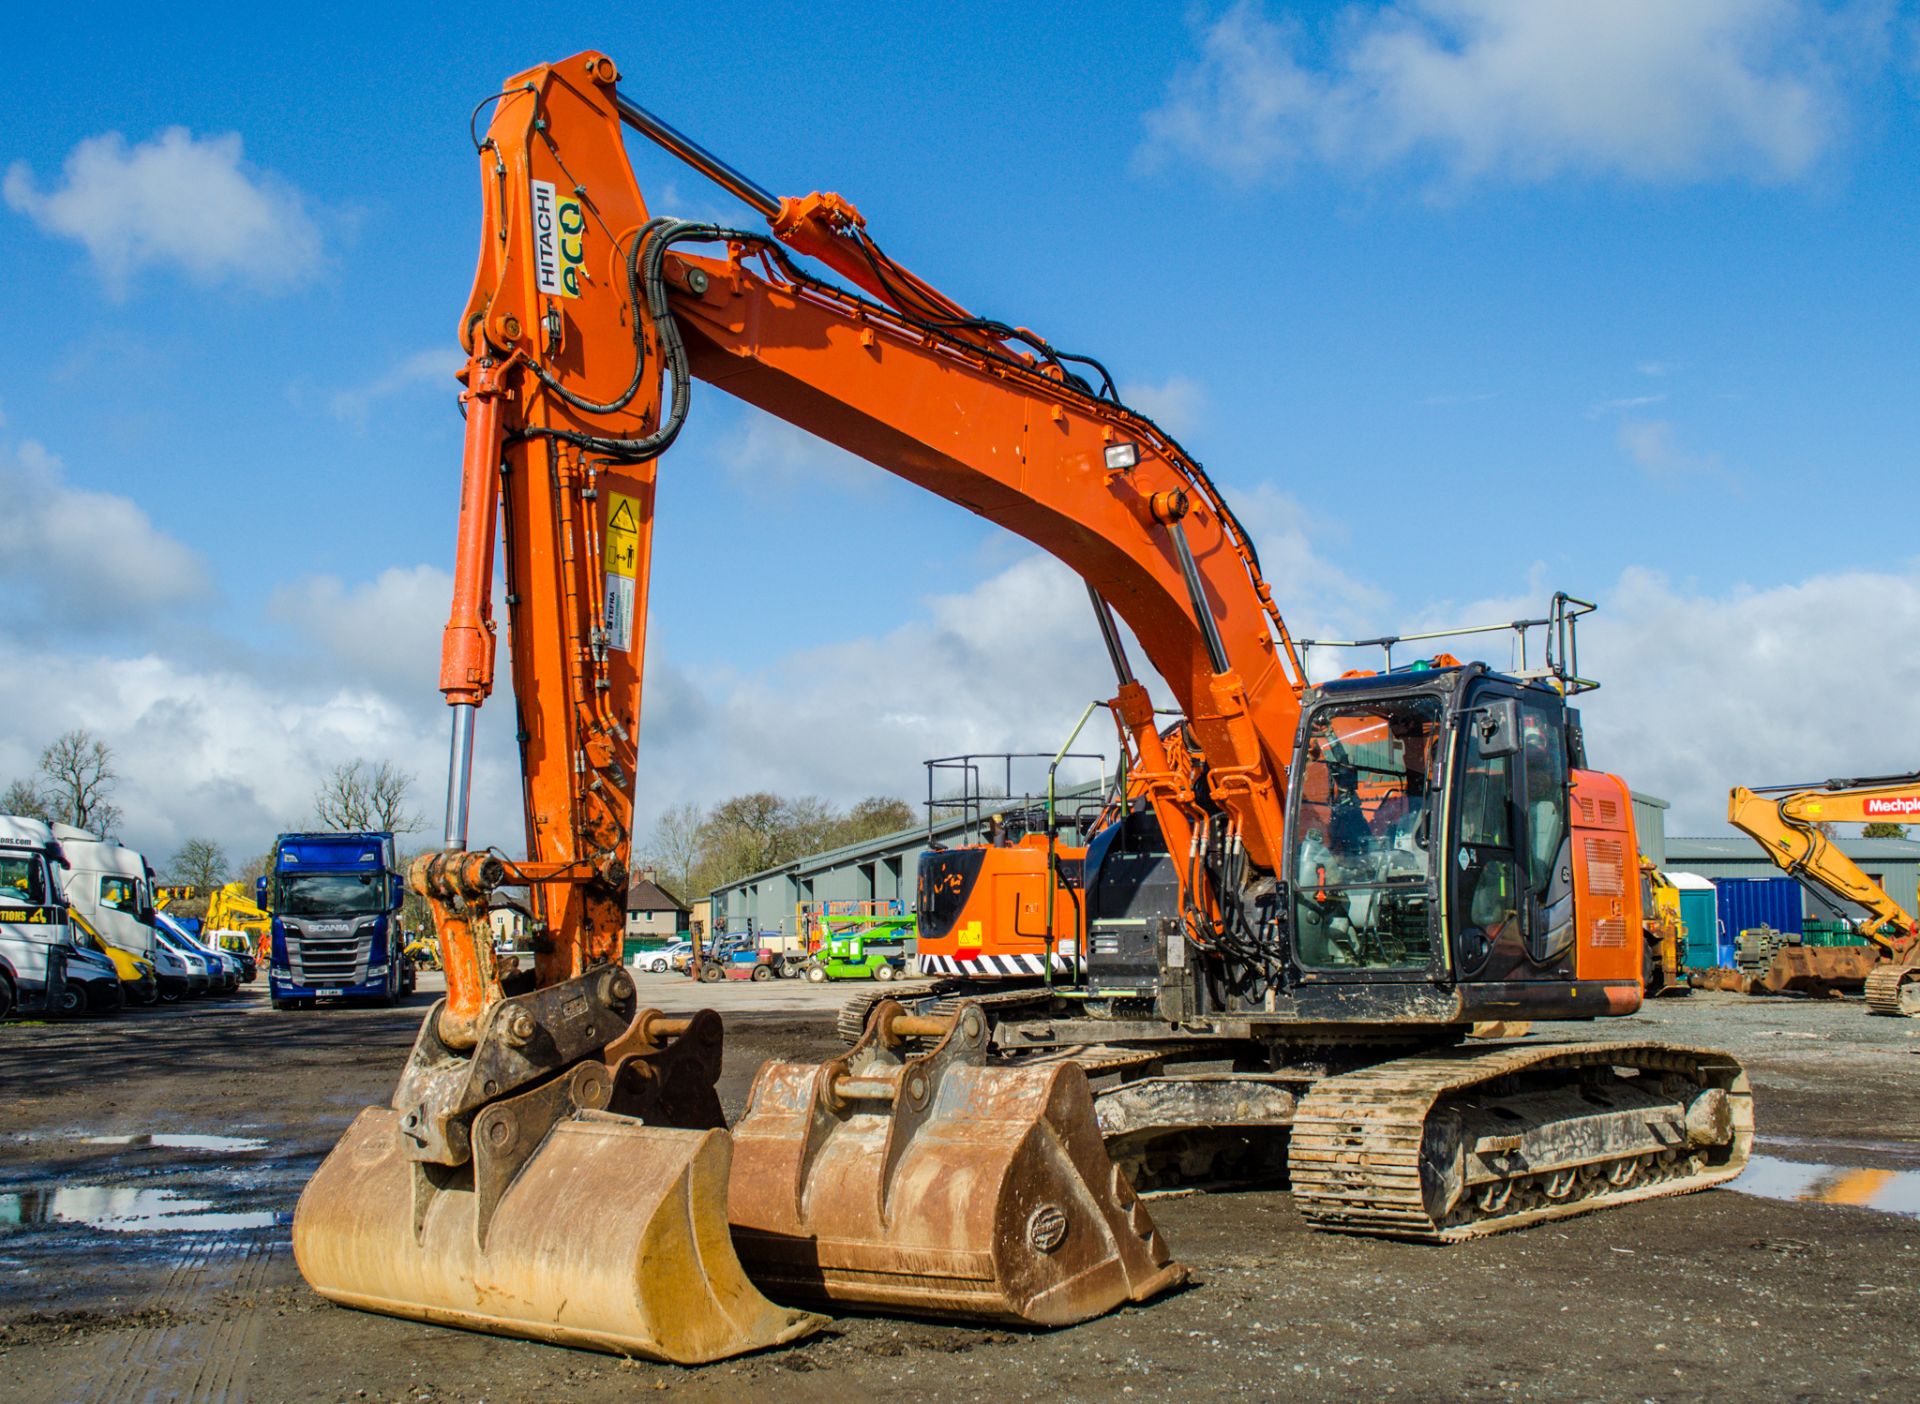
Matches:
[288,922,371,985]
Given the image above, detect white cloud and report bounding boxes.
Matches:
[1141,0,1869,187]
[266,565,452,699]
[329,348,466,426]
[1588,392,1668,417]
[627,491,1387,832]
[5,128,325,297]
[1617,417,1736,485]
[1568,565,1920,833]
[1636,359,1684,377]
[0,439,213,633]
[1119,375,1208,438]
[716,408,876,494]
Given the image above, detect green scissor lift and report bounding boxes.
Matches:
[802,913,918,982]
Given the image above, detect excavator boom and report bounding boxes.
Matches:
[1728,777,1920,1015]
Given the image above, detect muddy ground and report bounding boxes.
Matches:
[2,980,1916,1404]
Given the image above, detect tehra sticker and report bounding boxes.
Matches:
[603,492,640,652]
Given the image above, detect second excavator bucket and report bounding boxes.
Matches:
[728,999,1187,1326]
[293,980,823,1364]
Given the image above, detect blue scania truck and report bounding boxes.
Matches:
[258,831,406,1010]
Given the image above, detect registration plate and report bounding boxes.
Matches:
[315,988,342,998]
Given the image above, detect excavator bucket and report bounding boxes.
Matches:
[293,985,823,1364]
[728,1000,1186,1326]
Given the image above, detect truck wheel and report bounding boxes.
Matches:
[56,983,87,1017]
[874,963,896,982]
[699,964,724,983]
[751,964,773,982]
[805,964,828,983]
[0,973,14,1021]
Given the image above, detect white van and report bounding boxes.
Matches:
[53,824,193,1001]
[0,816,123,1017]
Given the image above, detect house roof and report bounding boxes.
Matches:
[628,874,688,913]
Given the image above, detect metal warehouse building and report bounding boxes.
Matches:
[712,787,1677,938]
[1665,835,1920,920]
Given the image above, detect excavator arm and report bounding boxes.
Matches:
[420,49,1306,1040]
[1728,778,1920,955]
[294,50,1214,1359]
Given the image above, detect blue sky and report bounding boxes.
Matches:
[3,1,1918,863]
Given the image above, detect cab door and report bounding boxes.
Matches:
[1448,684,1576,983]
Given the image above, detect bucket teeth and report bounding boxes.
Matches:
[295,1107,824,1363]
[294,996,823,1365]
[726,1000,1187,1325]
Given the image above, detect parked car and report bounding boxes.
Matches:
[152,920,214,995]
[206,928,260,982]
[69,908,158,1005]
[634,940,692,974]
[159,914,241,993]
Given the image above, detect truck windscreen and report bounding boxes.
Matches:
[0,854,48,907]
[279,872,388,916]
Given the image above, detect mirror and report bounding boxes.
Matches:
[254,875,270,908]
[1478,698,1521,758]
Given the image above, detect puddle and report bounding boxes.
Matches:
[82,1133,268,1153]
[0,1186,287,1234]
[1731,1155,1920,1220]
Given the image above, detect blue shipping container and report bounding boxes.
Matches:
[1712,877,1803,958]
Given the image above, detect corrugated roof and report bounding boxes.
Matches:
[711,778,1110,894]
[1668,836,1920,859]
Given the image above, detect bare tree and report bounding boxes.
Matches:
[38,730,123,836]
[169,838,229,893]
[2,778,53,822]
[313,760,424,834]
[640,801,706,899]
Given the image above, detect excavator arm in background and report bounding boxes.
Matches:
[1728,777,1920,1015]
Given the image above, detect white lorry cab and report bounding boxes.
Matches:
[53,824,192,1001]
[0,815,124,1018]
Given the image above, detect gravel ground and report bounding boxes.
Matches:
[1,980,1915,1403]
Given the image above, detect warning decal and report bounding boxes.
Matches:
[603,492,640,652]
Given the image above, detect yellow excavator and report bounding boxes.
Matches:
[290,49,1750,1367]
[1728,776,1920,1015]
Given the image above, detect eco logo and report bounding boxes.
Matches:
[530,178,586,298]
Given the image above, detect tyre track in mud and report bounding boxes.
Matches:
[83,1231,275,1404]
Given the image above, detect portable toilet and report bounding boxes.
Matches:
[1668,873,1722,970]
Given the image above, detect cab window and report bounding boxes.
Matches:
[1452,721,1520,960]
[1291,696,1442,970]
[100,875,139,910]
[1520,703,1569,895]
[0,855,47,906]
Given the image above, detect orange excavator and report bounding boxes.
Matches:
[293,50,1751,1365]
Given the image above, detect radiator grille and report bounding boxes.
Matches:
[1584,837,1626,896]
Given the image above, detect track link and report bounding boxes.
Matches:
[1864,963,1920,1017]
[1289,1041,1751,1242]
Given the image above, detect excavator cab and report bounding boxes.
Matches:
[1283,663,1637,1024]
